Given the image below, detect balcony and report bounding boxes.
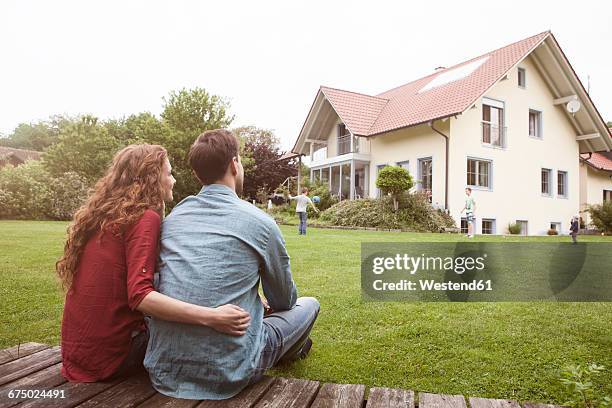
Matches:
[481,122,507,148]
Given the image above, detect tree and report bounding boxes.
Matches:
[587,201,612,233]
[233,126,297,200]
[161,88,233,134]
[0,116,69,151]
[161,88,235,205]
[43,115,121,183]
[376,166,414,211]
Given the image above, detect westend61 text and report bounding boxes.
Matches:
[372,279,493,291]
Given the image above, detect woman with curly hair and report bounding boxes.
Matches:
[58,144,251,382]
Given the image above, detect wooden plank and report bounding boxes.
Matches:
[18,378,123,408]
[137,393,201,408]
[0,363,66,408]
[469,398,521,408]
[76,373,156,408]
[522,403,567,408]
[310,383,366,408]
[366,387,414,408]
[0,343,50,365]
[253,377,320,408]
[0,346,62,386]
[195,376,277,408]
[419,392,467,408]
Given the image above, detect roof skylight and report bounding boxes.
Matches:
[418,56,489,93]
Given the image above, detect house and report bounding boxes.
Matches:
[291,31,612,235]
[0,146,42,168]
[579,144,612,226]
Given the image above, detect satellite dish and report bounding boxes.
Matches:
[566,99,581,115]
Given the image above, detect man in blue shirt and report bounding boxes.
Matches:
[144,129,320,400]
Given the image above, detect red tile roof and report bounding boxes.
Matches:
[0,146,42,164]
[319,31,550,136]
[581,152,612,171]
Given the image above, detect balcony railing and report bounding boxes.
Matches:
[481,122,507,148]
[337,134,351,155]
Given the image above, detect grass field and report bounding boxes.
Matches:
[0,220,610,403]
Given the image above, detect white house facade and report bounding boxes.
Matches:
[291,31,612,235]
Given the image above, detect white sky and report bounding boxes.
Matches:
[1,0,611,150]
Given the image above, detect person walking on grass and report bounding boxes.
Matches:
[289,187,318,235]
[460,187,476,238]
[570,215,579,244]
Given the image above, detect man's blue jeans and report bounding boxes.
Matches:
[298,212,307,235]
[248,297,320,384]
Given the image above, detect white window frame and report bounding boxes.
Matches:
[516,220,528,235]
[467,157,492,190]
[460,217,468,234]
[376,164,389,198]
[541,168,552,197]
[557,170,568,198]
[518,67,526,88]
[481,218,496,235]
[550,222,561,232]
[417,157,433,203]
[481,98,506,149]
[528,109,543,139]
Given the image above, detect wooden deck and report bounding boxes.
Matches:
[0,343,562,408]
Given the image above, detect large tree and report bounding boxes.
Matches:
[0,116,69,151]
[43,115,120,183]
[161,88,234,205]
[234,126,297,201]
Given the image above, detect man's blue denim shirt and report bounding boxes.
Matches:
[144,184,298,400]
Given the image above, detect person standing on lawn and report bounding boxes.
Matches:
[289,187,318,235]
[57,144,250,383]
[570,215,579,244]
[460,187,476,238]
[145,129,320,400]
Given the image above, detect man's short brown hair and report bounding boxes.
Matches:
[189,129,239,185]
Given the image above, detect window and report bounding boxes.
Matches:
[529,110,542,138]
[541,168,552,196]
[482,219,495,234]
[377,164,388,198]
[518,67,526,88]
[517,220,528,235]
[550,222,561,231]
[557,171,567,197]
[397,160,410,172]
[337,124,351,155]
[460,218,468,234]
[604,190,612,202]
[418,158,432,202]
[482,99,505,147]
[467,158,491,188]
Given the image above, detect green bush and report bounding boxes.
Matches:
[0,161,89,220]
[587,201,612,234]
[507,222,521,235]
[320,192,454,232]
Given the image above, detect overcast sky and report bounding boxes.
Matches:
[1,0,610,150]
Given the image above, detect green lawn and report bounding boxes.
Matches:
[0,220,610,403]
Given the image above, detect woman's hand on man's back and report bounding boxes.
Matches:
[209,304,251,336]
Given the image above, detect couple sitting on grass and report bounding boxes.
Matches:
[57,129,320,400]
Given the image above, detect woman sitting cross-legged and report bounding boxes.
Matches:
[57,144,251,382]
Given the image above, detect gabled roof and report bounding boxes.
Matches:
[294,31,612,154]
[0,146,42,163]
[319,87,388,136]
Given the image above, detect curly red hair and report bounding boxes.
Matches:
[56,144,168,289]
